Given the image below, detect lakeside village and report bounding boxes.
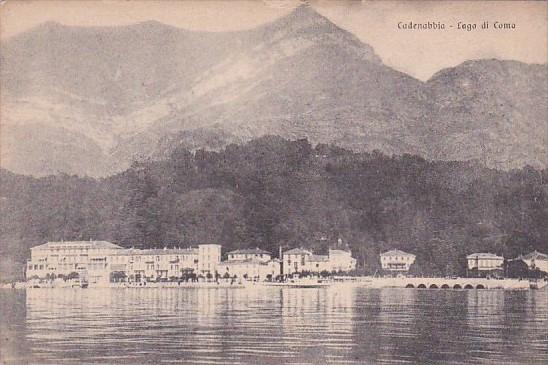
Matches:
[6,239,548,290]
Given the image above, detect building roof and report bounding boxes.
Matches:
[520,250,548,261]
[466,252,503,259]
[308,254,329,262]
[32,240,123,250]
[221,258,270,266]
[227,248,271,255]
[329,249,351,255]
[284,248,312,255]
[380,249,415,257]
[110,247,198,256]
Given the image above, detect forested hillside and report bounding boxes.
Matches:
[1,137,546,281]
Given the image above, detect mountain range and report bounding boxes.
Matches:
[1,5,546,177]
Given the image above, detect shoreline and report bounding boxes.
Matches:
[3,276,546,290]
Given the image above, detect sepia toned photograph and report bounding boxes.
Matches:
[0,0,547,364]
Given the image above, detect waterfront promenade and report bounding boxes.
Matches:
[4,276,546,290]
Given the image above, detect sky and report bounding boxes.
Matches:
[1,0,546,80]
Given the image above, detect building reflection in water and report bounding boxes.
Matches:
[280,287,355,364]
[20,287,548,365]
[23,287,356,365]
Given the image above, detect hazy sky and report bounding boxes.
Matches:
[1,0,546,80]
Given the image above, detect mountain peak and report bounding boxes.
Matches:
[259,4,382,64]
[270,4,339,31]
[287,4,331,21]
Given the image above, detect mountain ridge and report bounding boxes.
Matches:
[1,6,546,176]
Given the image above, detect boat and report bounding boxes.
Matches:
[259,277,332,288]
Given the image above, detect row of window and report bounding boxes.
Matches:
[469,260,502,267]
[109,255,197,263]
[229,254,267,259]
[28,264,44,270]
[381,256,413,261]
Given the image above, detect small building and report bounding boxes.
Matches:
[218,258,280,281]
[517,251,548,273]
[282,248,313,275]
[329,248,357,272]
[226,248,271,263]
[282,243,357,276]
[467,252,504,271]
[305,254,330,273]
[380,249,416,272]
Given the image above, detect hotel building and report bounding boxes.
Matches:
[26,241,221,284]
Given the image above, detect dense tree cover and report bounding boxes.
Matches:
[1,136,547,281]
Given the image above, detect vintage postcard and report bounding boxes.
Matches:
[0,1,546,364]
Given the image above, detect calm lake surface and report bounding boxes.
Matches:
[1,287,547,365]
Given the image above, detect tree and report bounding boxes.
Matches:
[110,271,127,282]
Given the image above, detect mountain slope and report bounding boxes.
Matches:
[1,6,546,176]
[427,60,547,169]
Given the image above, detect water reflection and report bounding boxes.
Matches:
[1,287,544,364]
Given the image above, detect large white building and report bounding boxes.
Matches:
[380,249,416,272]
[26,241,221,284]
[108,247,199,282]
[466,252,504,271]
[26,241,124,285]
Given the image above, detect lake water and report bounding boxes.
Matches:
[1,287,547,364]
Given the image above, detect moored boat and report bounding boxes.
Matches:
[259,277,332,288]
